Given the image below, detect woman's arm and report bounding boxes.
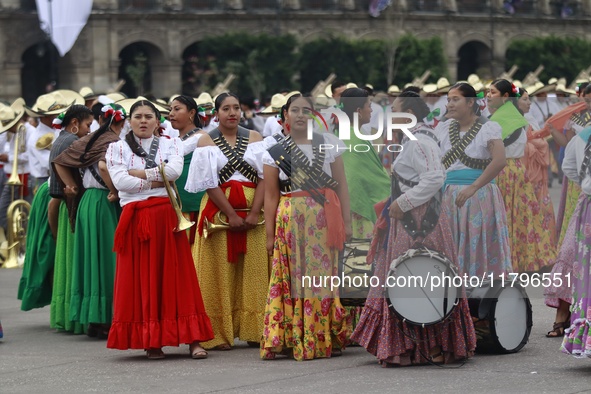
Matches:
[245,178,264,230]
[455,139,506,208]
[206,187,245,231]
[54,162,78,198]
[330,156,352,240]
[263,165,280,255]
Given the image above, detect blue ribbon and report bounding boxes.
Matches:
[443,169,495,188]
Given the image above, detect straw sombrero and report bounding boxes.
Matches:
[261,93,287,115]
[0,98,26,132]
[25,90,84,117]
[116,96,171,115]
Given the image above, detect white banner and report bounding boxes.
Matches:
[35,0,93,57]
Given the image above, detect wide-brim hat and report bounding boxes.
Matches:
[527,82,556,96]
[387,85,401,96]
[26,90,84,117]
[0,98,26,132]
[467,74,480,86]
[422,83,438,94]
[434,77,451,94]
[556,82,576,96]
[106,92,127,102]
[79,86,98,100]
[196,92,214,108]
[261,93,287,114]
[116,96,170,115]
[324,85,333,98]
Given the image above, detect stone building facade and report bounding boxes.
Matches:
[1,0,591,102]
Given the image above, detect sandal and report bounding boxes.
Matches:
[546,321,568,338]
[190,343,208,359]
[331,348,342,357]
[146,348,165,360]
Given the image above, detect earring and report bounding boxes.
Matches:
[71,126,79,135]
[213,116,219,122]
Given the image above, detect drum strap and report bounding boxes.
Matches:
[442,117,491,170]
[580,133,591,181]
[391,171,441,240]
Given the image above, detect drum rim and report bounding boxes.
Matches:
[480,283,533,353]
[386,246,461,327]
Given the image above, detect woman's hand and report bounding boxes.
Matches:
[244,210,261,230]
[266,236,274,256]
[455,185,477,208]
[64,185,78,198]
[389,199,404,220]
[227,213,246,232]
[107,191,119,203]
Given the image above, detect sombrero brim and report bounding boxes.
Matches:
[530,83,557,96]
[116,97,171,115]
[28,90,85,116]
[0,98,27,132]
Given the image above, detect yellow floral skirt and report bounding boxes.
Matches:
[192,185,269,349]
[496,158,556,272]
[260,195,350,360]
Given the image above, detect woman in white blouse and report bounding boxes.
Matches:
[560,128,591,357]
[185,92,269,351]
[168,95,206,244]
[260,94,351,361]
[351,91,476,366]
[437,82,511,277]
[487,79,555,274]
[105,100,213,360]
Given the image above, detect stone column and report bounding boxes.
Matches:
[490,0,503,13]
[91,19,112,93]
[442,0,457,13]
[581,0,591,16]
[152,61,182,98]
[283,0,301,10]
[538,0,551,15]
[393,0,407,12]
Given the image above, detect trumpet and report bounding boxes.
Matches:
[159,161,195,232]
[203,208,264,239]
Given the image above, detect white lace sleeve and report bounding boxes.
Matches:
[185,146,220,192]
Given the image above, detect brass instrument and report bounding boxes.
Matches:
[203,209,264,239]
[311,73,336,98]
[159,161,194,232]
[35,132,55,150]
[1,124,31,268]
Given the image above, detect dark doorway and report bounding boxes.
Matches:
[118,42,155,98]
[21,41,59,105]
[457,41,491,81]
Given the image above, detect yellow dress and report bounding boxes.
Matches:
[192,185,269,349]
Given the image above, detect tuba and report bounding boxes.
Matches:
[159,161,194,232]
[1,124,31,268]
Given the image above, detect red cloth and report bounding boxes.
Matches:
[545,101,587,132]
[5,173,29,197]
[524,125,550,194]
[289,188,346,250]
[197,180,257,263]
[108,197,214,350]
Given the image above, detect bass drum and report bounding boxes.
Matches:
[386,247,460,326]
[467,280,532,354]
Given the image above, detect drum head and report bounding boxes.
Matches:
[387,253,460,326]
[493,286,531,352]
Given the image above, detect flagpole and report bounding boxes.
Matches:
[48,0,57,89]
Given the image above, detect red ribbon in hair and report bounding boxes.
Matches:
[104,108,125,122]
[197,180,257,263]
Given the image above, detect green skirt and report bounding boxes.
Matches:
[70,189,120,325]
[17,181,56,311]
[49,201,84,334]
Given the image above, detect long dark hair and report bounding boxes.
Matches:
[172,94,202,128]
[80,104,126,163]
[125,100,161,158]
[214,92,240,112]
[280,94,315,124]
[449,82,481,115]
[491,79,519,110]
[396,91,430,120]
[340,88,369,121]
[61,105,93,128]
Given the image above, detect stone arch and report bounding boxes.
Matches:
[118,41,166,98]
[117,34,168,63]
[456,40,492,81]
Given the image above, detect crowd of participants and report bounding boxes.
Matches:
[0,71,590,363]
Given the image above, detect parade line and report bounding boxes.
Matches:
[301,272,572,293]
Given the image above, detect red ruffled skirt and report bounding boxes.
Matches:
[107,197,214,350]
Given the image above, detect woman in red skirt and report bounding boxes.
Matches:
[105,100,214,359]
